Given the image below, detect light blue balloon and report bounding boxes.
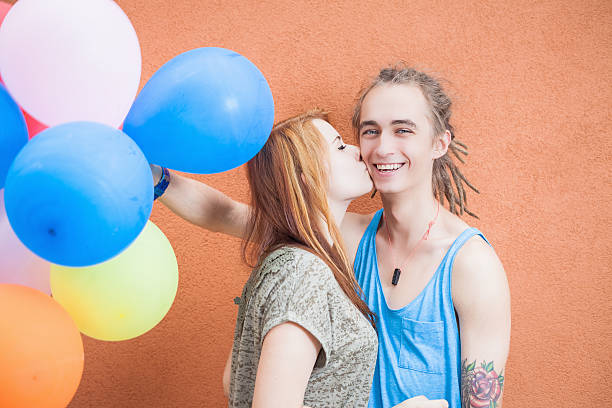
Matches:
[4,122,153,267]
[123,47,274,174]
[0,83,28,189]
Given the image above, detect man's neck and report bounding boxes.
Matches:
[380,184,439,245]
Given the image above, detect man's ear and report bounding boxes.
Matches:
[433,129,451,159]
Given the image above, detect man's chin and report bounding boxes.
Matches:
[372,183,406,196]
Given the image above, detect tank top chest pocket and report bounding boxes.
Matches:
[399,318,444,374]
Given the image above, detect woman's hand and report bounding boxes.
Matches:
[393,395,449,408]
[306,395,448,408]
[150,163,162,184]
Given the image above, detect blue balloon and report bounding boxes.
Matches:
[4,122,153,267]
[0,83,28,189]
[123,47,274,174]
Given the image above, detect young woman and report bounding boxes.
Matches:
[228,110,378,407]
[153,109,449,408]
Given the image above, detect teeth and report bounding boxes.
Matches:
[376,163,403,171]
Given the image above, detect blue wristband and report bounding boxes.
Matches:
[153,167,171,200]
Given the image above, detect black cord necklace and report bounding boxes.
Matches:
[382,200,440,286]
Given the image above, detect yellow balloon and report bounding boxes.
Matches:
[50,221,178,341]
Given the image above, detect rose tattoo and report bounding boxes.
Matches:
[461,359,504,408]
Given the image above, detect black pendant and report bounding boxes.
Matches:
[391,268,401,286]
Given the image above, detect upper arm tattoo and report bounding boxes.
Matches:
[461,359,505,408]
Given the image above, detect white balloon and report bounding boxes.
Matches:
[0,0,141,127]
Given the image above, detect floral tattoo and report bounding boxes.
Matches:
[461,359,504,408]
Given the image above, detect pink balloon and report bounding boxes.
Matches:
[0,2,10,24]
[0,0,141,127]
[0,190,51,294]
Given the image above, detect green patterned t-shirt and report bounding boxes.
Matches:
[228,246,378,407]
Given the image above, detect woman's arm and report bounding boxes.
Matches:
[252,322,320,408]
[151,164,249,238]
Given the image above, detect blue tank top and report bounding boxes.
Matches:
[354,209,489,408]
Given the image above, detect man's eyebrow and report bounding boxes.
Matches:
[359,120,378,129]
[359,119,418,130]
[391,119,417,129]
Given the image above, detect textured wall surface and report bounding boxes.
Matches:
[4,0,610,407]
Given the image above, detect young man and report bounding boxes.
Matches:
[341,66,510,408]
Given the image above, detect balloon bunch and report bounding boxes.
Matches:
[0,0,274,407]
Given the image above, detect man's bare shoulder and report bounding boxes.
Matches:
[454,236,503,277]
[452,234,508,307]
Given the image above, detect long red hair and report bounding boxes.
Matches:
[244,109,375,326]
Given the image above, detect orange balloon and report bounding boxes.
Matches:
[0,284,84,408]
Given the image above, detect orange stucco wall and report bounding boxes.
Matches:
[6,0,607,406]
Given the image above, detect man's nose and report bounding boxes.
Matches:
[373,132,394,157]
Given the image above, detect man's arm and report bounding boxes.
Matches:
[452,237,511,408]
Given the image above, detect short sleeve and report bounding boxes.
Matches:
[259,251,333,368]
